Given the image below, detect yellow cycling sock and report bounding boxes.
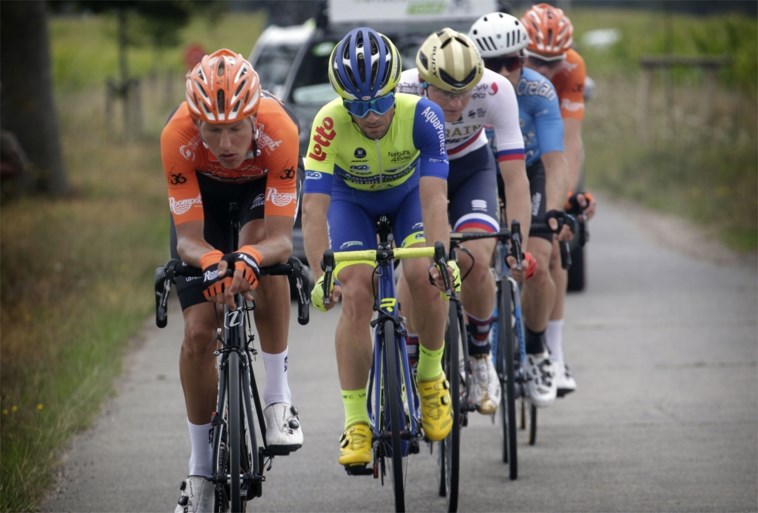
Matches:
[341,388,369,430]
[416,344,444,382]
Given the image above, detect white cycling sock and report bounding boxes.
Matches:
[187,419,213,478]
[545,319,564,363]
[261,348,292,407]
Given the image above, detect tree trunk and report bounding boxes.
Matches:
[1,0,68,196]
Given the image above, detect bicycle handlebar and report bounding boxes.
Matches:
[154,256,311,328]
[320,242,451,308]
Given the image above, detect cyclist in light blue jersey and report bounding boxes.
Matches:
[471,12,572,407]
[301,27,456,469]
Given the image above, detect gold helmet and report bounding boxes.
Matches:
[416,28,484,94]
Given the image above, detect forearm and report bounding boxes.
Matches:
[500,160,532,244]
[542,151,570,212]
[302,193,331,279]
[563,119,585,190]
[419,176,449,252]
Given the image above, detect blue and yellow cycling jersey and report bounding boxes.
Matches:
[303,93,448,195]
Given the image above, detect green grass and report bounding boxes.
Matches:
[1,6,756,512]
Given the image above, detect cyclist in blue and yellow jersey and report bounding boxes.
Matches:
[395,28,534,416]
[302,27,455,469]
[470,12,572,407]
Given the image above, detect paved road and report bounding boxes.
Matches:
[42,196,757,513]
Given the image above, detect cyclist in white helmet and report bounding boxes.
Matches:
[470,11,573,406]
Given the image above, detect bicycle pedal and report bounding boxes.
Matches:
[344,464,374,476]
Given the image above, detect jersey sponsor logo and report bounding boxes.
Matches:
[257,124,283,151]
[471,199,488,211]
[169,194,202,216]
[308,117,336,162]
[179,144,195,161]
[349,165,371,175]
[421,105,446,156]
[340,240,364,250]
[305,171,323,180]
[388,150,412,163]
[354,148,367,159]
[517,79,557,101]
[251,193,265,210]
[561,99,584,112]
[266,187,297,207]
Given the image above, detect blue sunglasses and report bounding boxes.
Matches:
[343,93,395,118]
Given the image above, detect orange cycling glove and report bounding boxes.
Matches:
[231,245,263,290]
[523,251,537,280]
[200,249,230,300]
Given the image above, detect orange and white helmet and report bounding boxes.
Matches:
[520,3,573,60]
[185,49,261,123]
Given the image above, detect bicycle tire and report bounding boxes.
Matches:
[228,351,243,513]
[437,301,461,512]
[382,319,406,513]
[497,282,518,480]
[528,402,538,446]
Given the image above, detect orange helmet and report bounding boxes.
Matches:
[185,49,261,123]
[521,3,574,60]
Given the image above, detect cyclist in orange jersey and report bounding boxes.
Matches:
[521,3,598,396]
[161,49,304,512]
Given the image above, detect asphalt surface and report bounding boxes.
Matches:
[41,195,758,513]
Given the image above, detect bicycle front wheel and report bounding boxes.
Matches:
[496,281,518,480]
[228,351,244,512]
[437,301,461,512]
[382,319,405,513]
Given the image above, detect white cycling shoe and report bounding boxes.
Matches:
[467,354,501,414]
[264,402,303,454]
[554,361,577,397]
[174,475,213,513]
[525,352,557,407]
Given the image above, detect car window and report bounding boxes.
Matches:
[290,40,337,106]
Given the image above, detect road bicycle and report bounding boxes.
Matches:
[154,204,310,513]
[448,213,577,481]
[320,215,454,513]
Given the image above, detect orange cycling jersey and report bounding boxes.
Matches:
[160,96,299,225]
[550,48,586,121]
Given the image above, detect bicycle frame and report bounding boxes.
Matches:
[321,216,449,512]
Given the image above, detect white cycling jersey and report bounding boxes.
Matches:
[397,68,524,162]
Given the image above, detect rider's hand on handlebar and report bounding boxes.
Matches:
[545,209,577,242]
[506,251,537,282]
[311,273,341,312]
[565,191,597,222]
[201,249,233,303]
[428,260,461,297]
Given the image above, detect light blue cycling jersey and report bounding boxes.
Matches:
[303,93,448,195]
[516,68,564,167]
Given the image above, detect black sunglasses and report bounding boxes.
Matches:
[483,55,524,73]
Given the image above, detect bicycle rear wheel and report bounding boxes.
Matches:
[496,281,518,480]
[437,302,461,512]
[382,319,406,513]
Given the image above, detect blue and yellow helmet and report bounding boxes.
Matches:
[328,27,402,101]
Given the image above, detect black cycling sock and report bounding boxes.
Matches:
[526,328,546,355]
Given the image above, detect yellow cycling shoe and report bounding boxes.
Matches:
[417,373,453,441]
[338,423,372,467]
